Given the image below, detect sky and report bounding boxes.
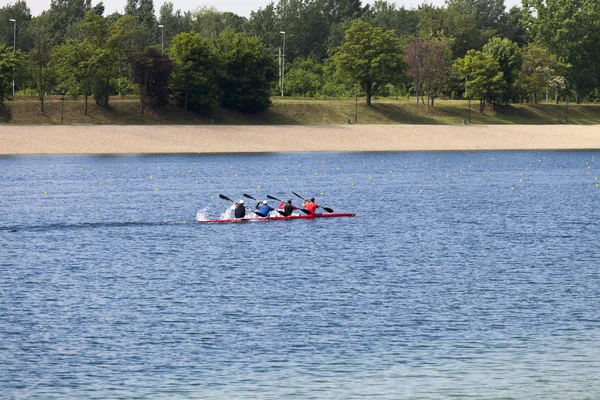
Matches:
[3,0,524,18]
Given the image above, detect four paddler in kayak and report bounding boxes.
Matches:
[222,193,333,220]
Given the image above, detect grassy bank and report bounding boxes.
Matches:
[1,95,599,125]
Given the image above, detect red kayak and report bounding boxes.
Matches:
[198,212,356,223]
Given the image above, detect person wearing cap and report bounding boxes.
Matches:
[278,199,296,217]
[256,200,274,217]
[233,199,246,218]
[302,197,319,216]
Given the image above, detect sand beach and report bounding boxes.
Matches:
[1,124,600,154]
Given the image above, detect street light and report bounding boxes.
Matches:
[9,18,16,95]
[465,75,470,123]
[61,89,65,124]
[279,31,286,97]
[158,24,164,54]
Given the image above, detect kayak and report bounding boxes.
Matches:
[198,212,356,224]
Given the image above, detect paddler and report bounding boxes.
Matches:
[233,199,246,218]
[302,197,319,216]
[278,199,296,217]
[256,200,274,217]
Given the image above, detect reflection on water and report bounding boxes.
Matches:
[1,151,599,399]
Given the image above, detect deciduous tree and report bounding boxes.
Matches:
[216,32,277,112]
[333,20,404,106]
[169,32,220,113]
[454,49,504,112]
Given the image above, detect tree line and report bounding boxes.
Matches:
[1,0,599,114]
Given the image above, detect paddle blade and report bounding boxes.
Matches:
[267,194,281,202]
[292,191,304,200]
[253,210,266,217]
[321,206,334,213]
[298,208,311,215]
[243,193,257,201]
[219,194,233,202]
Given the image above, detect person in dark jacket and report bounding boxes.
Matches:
[278,199,296,217]
[234,200,246,218]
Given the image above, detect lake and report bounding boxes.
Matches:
[1,151,599,399]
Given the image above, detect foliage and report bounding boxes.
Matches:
[169,32,220,113]
[524,0,600,102]
[158,2,192,49]
[517,44,558,103]
[0,1,32,51]
[365,1,419,37]
[130,47,173,113]
[28,15,54,112]
[333,20,404,105]
[284,57,324,97]
[0,43,22,104]
[216,32,277,112]
[453,49,504,111]
[482,37,521,103]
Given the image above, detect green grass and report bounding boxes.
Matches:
[1,95,598,125]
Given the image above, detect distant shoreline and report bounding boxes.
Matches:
[2,125,600,155]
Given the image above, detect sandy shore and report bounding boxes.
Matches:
[1,125,600,154]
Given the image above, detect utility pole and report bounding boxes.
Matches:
[279,31,286,97]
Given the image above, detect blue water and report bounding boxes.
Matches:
[1,151,599,399]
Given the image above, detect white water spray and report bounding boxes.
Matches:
[196,206,211,221]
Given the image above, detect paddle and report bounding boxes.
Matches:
[291,191,334,213]
[219,194,266,217]
[267,194,311,215]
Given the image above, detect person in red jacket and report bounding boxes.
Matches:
[302,197,319,215]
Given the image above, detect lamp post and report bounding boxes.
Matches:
[565,95,569,123]
[158,24,164,54]
[10,19,16,95]
[355,93,358,123]
[279,31,286,97]
[465,75,470,123]
[61,90,65,124]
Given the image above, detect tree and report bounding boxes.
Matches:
[158,2,192,49]
[53,39,98,114]
[0,1,33,52]
[422,38,453,107]
[404,38,428,106]
[124,0,158,49]
[524,0,600,103]
[365,0,419,36]
[0,43,21,105]
[333,20,404,106]
[45,0,101,45]
[28,15,54,112]
[216,32,277,112]
[285,57,324,97]
[517,44,557,104]
[131,47,173,114]
[482,37,521,103]
[454,49,504,112]
[500,6,527,46]
[190,6,245,41]
[169,32,220,113]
